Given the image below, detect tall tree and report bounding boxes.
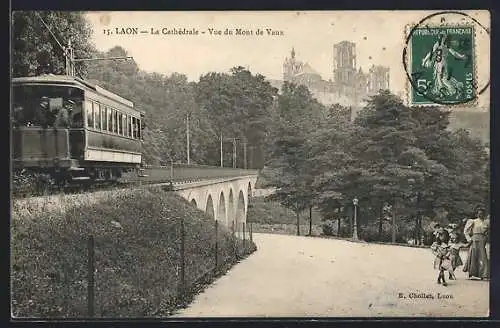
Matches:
[309,103,355,235]
[262,82,325,235]
[12,11,95,77]
[444,129,489,218]
[410,106,489,221]
[349,91,421,241]
[86,47,212,165]
[194,67,278,168]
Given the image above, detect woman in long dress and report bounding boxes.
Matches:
[463,206,490,280]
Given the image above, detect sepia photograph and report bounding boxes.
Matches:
[10,10,490,318]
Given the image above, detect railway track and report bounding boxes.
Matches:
[12,165,259,199]
[12,178,171,200]
[11,175,248,200]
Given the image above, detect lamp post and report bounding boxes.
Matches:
[352,197,359,240]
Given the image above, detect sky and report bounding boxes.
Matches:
[85,10,490,107]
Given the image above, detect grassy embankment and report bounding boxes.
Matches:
[11,187,256,318]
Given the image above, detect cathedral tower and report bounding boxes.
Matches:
[367,65,390,94]
[333,41,357,86]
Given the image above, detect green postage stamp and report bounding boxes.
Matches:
[407,25,475,106]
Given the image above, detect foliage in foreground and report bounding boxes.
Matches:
[11,189,256,318]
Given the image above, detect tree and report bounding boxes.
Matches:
[443,129,489,218]
[308,103,355,236]
[343,92,487,242]
[86,47,212,165]
[410,106,489,224]
[262,82,325,235]
[347,91,421,241]
[12,11,95,77]
[194,67,278,168]
[263,117,308,235]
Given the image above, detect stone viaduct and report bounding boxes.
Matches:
[173,175,258,236]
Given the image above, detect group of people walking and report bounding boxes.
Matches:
[431,205,490,286]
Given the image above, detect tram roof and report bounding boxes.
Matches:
[12,74,144,114]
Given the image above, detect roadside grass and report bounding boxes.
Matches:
[249,223,323,236]
[11,187,256,318]
[247,197,323,225]
[246,197,324,236]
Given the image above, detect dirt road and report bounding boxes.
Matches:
[173,233,489,317]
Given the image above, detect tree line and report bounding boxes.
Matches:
[261,84,489,244]
[12,11,490,244]
[12,11,276,168]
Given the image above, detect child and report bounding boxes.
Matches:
[431,229,452,286]
[448,232,468,279]
[432,223,442,237]
[446,223,459,236]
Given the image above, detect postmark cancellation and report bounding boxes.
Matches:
[403,11,489,108]
[407,25,475,106]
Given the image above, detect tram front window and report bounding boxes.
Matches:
[12,85,84,128]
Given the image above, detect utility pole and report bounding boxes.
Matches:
[249,146,253,169]
[67,39,75,76]
[65,40,72,76]
[243,141,247,169]
[35,12,132,78]
[220,133,223,168]
[186,112,190,165]
[232,138,237,168]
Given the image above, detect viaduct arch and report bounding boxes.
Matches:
[177,176,257,233]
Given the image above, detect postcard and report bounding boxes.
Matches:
[11,10,490,319]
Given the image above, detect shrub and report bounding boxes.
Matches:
[360,222,395,243]
[250,223,322,236]
[360,219,429,244]
[320,219,351,237]
[321,220,336,236]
